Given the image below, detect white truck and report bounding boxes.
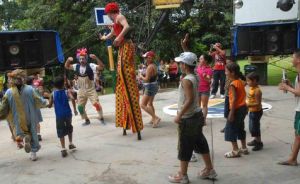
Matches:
[232,0,299,56]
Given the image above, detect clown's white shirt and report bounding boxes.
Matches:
[72,63,97,75]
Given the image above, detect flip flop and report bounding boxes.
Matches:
[277,161,298,166]
[152,118,161,128]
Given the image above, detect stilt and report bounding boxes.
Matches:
[137,131,142,140]
[123,129,127,136]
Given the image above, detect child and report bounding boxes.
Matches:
[278,49,300,166]
[196,54,213,124]
[48,76,76,157]
[224,62,248,158]
[168,52,217,183]
[221,60,245,133]
[246,72,263,151]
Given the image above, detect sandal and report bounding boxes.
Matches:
[198,168,217,180]
[239,148,249,155]
[277,161,298,166]
[224,150,241,158]
[168,172,189,184]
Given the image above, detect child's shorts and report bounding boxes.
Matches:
[56,116,73,138]
[224,95,230,118]
[294,112,300,136]
[199,91,210,97]
[178,111,210,161]
[249,110,263,137]
[225,105,248,142]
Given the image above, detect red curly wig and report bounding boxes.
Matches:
[105,2,120,14]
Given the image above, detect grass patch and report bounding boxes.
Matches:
[237,57,297,86]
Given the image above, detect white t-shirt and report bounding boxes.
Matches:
[72,63,97,75]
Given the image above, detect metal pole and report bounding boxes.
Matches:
[104,29,116,93]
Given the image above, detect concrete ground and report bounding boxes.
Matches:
[0,86,299,184]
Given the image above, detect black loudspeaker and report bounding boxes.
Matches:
[235,23,298,56]
[23,32,43,68]
[0,31,59,71]
[265,26,281,55]
[282,24,297,54]
[249,27,264,55]
[236,27,249,55]
[41,32,58,66]
[3,33,24,69]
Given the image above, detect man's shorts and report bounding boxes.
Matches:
[294,112,300,136]
[56,116,73,138]
[178,111,209,161]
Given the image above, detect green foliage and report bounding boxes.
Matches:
[1,0,234,86]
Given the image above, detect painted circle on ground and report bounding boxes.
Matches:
[163,98,272,118]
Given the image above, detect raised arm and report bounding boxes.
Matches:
[89,54,105,70]
[181,33,189,52]
[65,57,74,70]
[214,45,226,55]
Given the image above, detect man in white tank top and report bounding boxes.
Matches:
[168,52,217,183]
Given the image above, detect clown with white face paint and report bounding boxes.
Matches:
[65,48,105,126]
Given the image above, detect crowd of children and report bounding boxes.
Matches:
[1,36,300,184]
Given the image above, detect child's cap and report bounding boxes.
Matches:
[175,52,197,66]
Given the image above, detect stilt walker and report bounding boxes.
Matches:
[101,2,143,140]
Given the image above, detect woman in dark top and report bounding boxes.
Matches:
[139,51,161,128]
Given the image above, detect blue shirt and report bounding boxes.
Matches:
[53,89,72,119]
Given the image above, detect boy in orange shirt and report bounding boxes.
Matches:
[224,62,248,158]
[246,72,263,151]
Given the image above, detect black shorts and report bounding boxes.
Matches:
[56,116,73,138]
[178,111,210,161]
[225,105,248,142]
[224,95,230,118]
[249,110,263,137]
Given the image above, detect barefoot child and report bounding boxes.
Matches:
[196,54,213,125]
[48,76,76,157]
[168,52,217,183]
[246,72,263,151]
[224,62,248,158]
[278,49,300,166]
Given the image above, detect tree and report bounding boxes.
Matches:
[3,0,233,64]
[0,0,22,30]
